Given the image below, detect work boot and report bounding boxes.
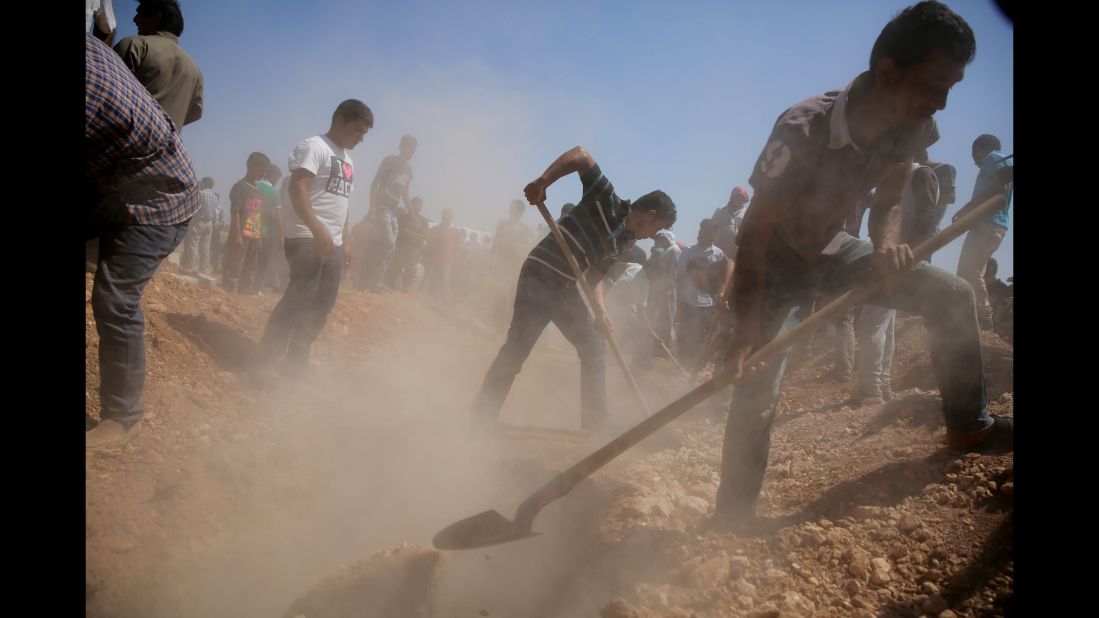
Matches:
[86,419,142,450]
[946,415,1013,454]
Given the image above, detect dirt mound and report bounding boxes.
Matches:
[87,268,1013,617]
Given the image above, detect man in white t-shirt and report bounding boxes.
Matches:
[257,99,374,373]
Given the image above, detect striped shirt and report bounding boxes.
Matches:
[526,164,634,281]
[85,34,198,226]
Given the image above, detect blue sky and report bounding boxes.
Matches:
[111,0,1013,276]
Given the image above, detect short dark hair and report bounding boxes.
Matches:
[267,164,281,180]
[631,190,677,228]
[332,99,374,128]
[870,1,975,73]
[247,152,270,165]
[199,177,214,189]
[699,218,718,233]
[986,257,999,277]
[137,0,185,36]
[973,134,1001,152]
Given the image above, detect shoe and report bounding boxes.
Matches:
[845,391,884,407]
[707,504,761,535]
[881,387,895,401]
[86,419,142,450]
[946,415,1013,453]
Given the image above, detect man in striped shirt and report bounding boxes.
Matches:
[85,33,198,449]
[471,146,676,431]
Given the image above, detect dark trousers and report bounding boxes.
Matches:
[259,238,344,366]
[715,234,991,518]
[89,218,189,427]
[472,262,607,427]
[222,236,261,293]
[384,244,422,291]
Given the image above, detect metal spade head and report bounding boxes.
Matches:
[432,509,540,550]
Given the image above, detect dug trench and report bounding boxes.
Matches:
[87,267,1013,617]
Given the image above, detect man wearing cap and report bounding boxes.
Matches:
[471,146,677,431]
[715,1,1012,527]
[712,186,750,259]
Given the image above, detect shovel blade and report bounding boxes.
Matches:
[432,509,540,550]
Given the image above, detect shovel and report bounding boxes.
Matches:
[434,191,1009,551]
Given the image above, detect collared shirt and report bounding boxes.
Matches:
[971,151,1013,230]
[677,243,726,307]
[194,188,220,223]
[86,34,198,226]
[748,72,938,262]
[711,203,746,259]
[114,31,204,130]
[526,164,635,281]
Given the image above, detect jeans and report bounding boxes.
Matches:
[956,223,1007,327]
[855,303,896,396]
[832,305,857,378]
[715,234,991,517]
[360,207,398,289]
[472,262,608,427]
[259,238,344,366]
[89,218,189,427]
[180,218,213,273]
[677,302,714,364]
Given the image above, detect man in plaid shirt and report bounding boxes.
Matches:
[85,33,199,449]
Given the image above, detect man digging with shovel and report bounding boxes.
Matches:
[471,146,676,433]
[714,0,1013,529]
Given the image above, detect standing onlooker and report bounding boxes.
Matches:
[362,135,417,292]
[255,164,284,294]
[850,150,945,406]
[257,99,373,374]
[954,134,1013,330]
[384,196,430,291]
[221,152,271,294]
[180,177,219,275]
[85,34,198,449]
[711,186,750,259]
[676,219,727,362]
[643,230,681,363]
[423,208,461,304]
[113,0,203,131]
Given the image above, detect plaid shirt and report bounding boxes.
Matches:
[85,34,198,225]
[194,188,220,223]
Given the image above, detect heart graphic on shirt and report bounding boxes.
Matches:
[342,163,353,181]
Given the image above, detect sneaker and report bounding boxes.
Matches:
[86,419,142,450]
[946,415,1013,453]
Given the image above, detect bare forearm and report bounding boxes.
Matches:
[869,203,903,249]
[539,146,596,188]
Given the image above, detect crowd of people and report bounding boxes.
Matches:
[86,0,1013,532]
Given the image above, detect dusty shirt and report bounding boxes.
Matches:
[748,72,938,263]
[114,32,204,130]
[283,135,354,246]
[372,155,413,210]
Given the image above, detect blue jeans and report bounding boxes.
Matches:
[716,234,991,517]
[90,219,189,427]
[855,304,896,396]
[359,207,398,289]
[472,261,607,427]
[259,238,344,366]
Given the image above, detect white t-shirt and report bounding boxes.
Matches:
[283,135,354,246]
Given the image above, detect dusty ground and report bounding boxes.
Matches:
[86,263,1012,618]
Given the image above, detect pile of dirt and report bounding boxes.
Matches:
[86,266,1013,618]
